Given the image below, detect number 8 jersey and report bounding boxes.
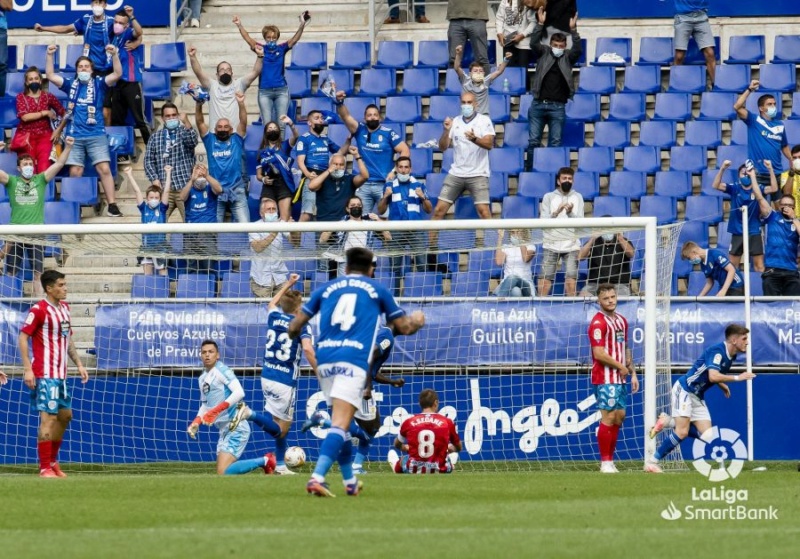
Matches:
[262,308,312,387]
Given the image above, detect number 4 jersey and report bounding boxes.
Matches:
[261,308,312,387]
[397,412,461,473]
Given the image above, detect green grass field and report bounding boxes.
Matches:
[2,462,798,559]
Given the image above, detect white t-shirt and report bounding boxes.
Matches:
[540,189,584,252]
[449,113,495,178]
[248,229,290,286]
[209,77,246,130]
[502,244,536,281]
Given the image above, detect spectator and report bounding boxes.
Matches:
[453,44,512,116]
[681,241,744,297]
[495,0,536,68]
[109,6,149,157]
[672,0,715,83]
[295,110,345,222]
[233,13,308,133]
[335,91,409,214]
[525,8,581,169]
[144,102,198,223]
[712,159,777,273]
[249,197,291,298]
[188,45,263,130]
[124,165,171,276]
[180,164,223,274]
[446,0,490,73]
[378,156,433,295]
[542,0,577,48]
[579,226,636,297]
[196,92,249,223]
[0,1,10,99]
[539,167,584,296]
[188,0,203,28]
[751,178,800,296]
[257,115,299,223]
[45,44,124,217]
[12,67,65,173]
[734,80,792,191]
[780,145,800,217]
[385,0,428,23]
[320,195,389,278]
[494,229,536,297]
[0,137,74,295]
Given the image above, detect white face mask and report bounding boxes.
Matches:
[331,169,345,179]
[552,47,565,58]
[92,5,105,17]
[194,178,208,190]
[793,158,800,172]
[77,71,92,83]
[396,173,411,182]
[602,233,615,242]
[470,72,485,84]
[147,199,160,209]
[263,213,279,222]
[21,165,34,179]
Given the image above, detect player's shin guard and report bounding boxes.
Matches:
[597,422,614,461]
[51,440,62,462]
[224,457,267,475]
[609,424,620,455]
[687,424,702,440]
[348,421,370,442]
[354,437,371,468]
[654,432,684,461]
[275,435,288,467]
[313,427,346,480]
[249,412,282,438]
[37,440,52,472]
[338,436,355,483]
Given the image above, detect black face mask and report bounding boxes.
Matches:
[560,181,573,193]
[365,119,380,131]
[349,207,363,218]
[218,73,233,86]
[28,83,42,93]
[215,131,230,142]
[312,124,326,134]
[266,130,280,142]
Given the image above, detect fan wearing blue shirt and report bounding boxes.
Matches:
[681,242,744,297]
[180,163,223,274]
[35,1,115,74]
[295,110,345,222]
[645,324,756,473]
[289,247,425,497]
[123,164,171,276]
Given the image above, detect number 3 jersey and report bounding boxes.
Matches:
[262,308,312,387]
[398,412,461,473]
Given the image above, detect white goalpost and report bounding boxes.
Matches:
[0,217,684,472]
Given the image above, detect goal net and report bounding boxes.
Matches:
[0,217,683,473]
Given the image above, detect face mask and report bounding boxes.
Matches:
[365,119,380,131]
[164,118,179,130]
[602,233,615,242]
[265,40,277,49]
[92,5,105,17]
[461,104,474,118]
[766,106,778,118]
[147,199,161,209]
[794,159,800,172]
[331,169,345,179]
[78,71,92,83]
[552,47,565,58]
[470,72,484,84]
[194,178,208,190]
[349,207,363,218]
[263,213,279,222]
[313,124,326,134]
[740,175,751,187]
[28,82,41,93]
[510,236,522,246]
[396,173,410,182]
[21,165,34,179]
[560,181,573,193]
[215,131,230,142]
[690,257,702,265]
[113,23,125,35]
[218,73,233,86]
[266,130,280,142]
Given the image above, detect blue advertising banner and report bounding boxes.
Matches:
[7,1,170,28]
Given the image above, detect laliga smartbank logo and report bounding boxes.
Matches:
[660,427,778,521]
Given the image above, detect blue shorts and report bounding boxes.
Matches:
[594,383,628,411]
[217,421,251,459]
[31,378,72,414]
[66,135,111,167]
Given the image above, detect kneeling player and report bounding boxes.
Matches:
[645,324,756,473]
[187,340,276,475]
[388,388,461,474]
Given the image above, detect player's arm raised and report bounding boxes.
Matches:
[267,273,300,311]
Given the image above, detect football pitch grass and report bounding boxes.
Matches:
[2,462,797,559]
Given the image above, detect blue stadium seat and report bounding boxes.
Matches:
[0,152,17,175]
[669,145,707,173]
[285,258,318,281]
[748,272,764,296]
[592,121,630,149]
[724,35,765,64]
[460,39,497,68]
[712,64,750,92]
[716,220,732,251]
[450,271,490,297]
[176,273,216,298]
[219,272,251,298]
[730,119,748,144]
[608,171,646,200]
[623,146,661,173]
[289,42,327,69]
[442,69,463,95]
[489,94,511,123]
[5,44,17,72]
[106,125,135,156]
[607,93,646,122]
[319,69,354,96]
[684,120,722,148]
[468,243,502,280]
[403,272,443,297]
[372,268,395,293]
[285,68,312,98]
[687,271,718,296]
[565,93,601,122]
[678,221,709,255]
[745,89,782,115]
[667,65,706,94]
[685,196,723,224]
[637,36,673,65]
[622,65,661,94]
[785,120,800,145]
[131,275,170,298]
[517,172,554,198]
[638,121,677,148]
[652,92,692,121]
[701,169,733,198]
[24,44,57,70]
[300,96,334,117]
[501,121,529,149]
[343,96,379,120]
[416,40,449,69]
[562,120,586,149]
[684,36,720,65]
[60,177,99,205]
[409,147,433,177]
[244,124,264,153]
[440,149,453,173]
[454,196,478,219]
[428,95,461,121]
[489,147,524,175]
[489,173,509,201]
[413,121,445,148]
[401,67,439,96]
[385,95,422,123]
[0,202,10,224]
[642,270,679,295]
[593,37,632,66]
[577,66,616,94]
[516,94,532,122]
[638,195,677,225]
[62,44,84,72]
[532,147,570,173]
[331,41,371,69]
[374,41,414,69]
[4,72,26,96]
[44,201,79,224]
[488,67,527,95]
[573,171,599,201]
[142,71,172,100]
[309,272,330,293]
[758,63,797,93]
[424,172,446,199]
[577,147,615,174]
[716,145,749,167]
[502,195,539,219]
[772,35,800,64]
[326,123,351,149]
[592,196,630,217]
[147,42,187,72]
[0,275,23,298]
[697,91,737,120]
[654,171,692,199]
[791,92,800,120]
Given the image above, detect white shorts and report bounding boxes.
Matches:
[353,392,377,421]
[670,382,711,423]
[217,421,251,459]
[317,362,368,409]
[261,378,296,422]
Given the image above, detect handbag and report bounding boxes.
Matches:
[9,130,31,153]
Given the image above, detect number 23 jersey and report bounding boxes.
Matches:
[262,308,312,387]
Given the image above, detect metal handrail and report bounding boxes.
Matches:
[169,0,191,42]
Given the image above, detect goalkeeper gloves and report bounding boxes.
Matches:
[187,417,202,439]
[201,401,230,426]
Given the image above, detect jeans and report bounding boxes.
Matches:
[356,181,385,215]
[258,86,290,132]
[494,276,535,297]
[448,19,489,73]
[216,187,250,223]
[388,230,427,295]
[526,100,566,170]
[388,0,425,18]
[189,0,203,19]
[0,28,7,99]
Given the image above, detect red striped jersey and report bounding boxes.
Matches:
[588,311,628,385]
[21,300,72,379]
